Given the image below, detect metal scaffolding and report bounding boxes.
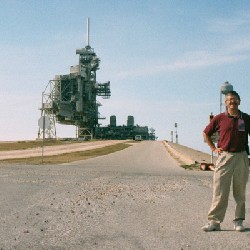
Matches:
[38,80,57,139]
[38,18,110,139]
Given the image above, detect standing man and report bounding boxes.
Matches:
[202,90,250,232]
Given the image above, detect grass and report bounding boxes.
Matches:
[0,140,84,151]
[181,163,200,170]
[0,142,132,165]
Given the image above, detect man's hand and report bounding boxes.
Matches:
[212,147,224,155]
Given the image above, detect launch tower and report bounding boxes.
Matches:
[38,18,111,139]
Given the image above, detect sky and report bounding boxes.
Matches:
[1,0,250,153]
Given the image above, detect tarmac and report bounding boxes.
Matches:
[0,139,214,165]
[0,139,217,170]
[0,140,250,249]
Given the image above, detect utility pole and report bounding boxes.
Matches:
[175,123,178,144]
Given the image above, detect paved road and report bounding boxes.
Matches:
[0,141,250,249]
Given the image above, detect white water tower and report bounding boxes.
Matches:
[220,81,233,112]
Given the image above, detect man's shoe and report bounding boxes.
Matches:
[202,221,221,232]
[234,220,245,232]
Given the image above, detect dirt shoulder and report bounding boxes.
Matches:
[0,140,130,160]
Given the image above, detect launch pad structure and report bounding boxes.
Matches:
[38,18,111,140]
[38,19,154,141]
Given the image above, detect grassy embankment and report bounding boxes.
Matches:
[0,140,134,165]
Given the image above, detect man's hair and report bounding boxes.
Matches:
[226,90,241,101]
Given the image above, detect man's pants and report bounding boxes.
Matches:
[208,151,249,222]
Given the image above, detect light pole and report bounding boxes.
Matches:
[175,123,178,144]
[220,81,233,113]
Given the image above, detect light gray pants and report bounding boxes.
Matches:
[208,151,249,223]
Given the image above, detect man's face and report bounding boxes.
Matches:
[225,94,240,109]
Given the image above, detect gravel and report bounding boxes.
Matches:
[0,141,249,249]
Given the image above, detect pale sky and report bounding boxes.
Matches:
[1,0,250,153]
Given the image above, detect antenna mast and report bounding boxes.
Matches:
[86,17,90,46]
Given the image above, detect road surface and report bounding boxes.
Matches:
[0,141,249,249]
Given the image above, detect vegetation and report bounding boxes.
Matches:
[181,163,200,170]
[0,142,132,165]
[0,140,83,151]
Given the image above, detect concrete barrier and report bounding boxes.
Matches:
[162,141,195,165]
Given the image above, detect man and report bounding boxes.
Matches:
[202,90,250,232]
